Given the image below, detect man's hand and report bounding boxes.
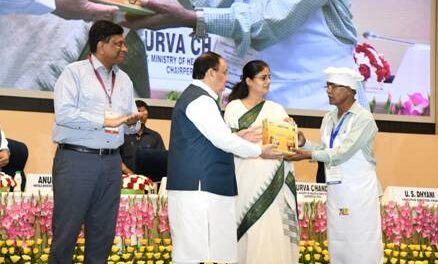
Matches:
[125,112,146,125]
[297,131,306,147]
[120,0,196,30]
[0,149,10,167]
[103,116,128,128]
[283,149,312,161]
[53,0,119,21]
[237,126,262,143]
[260,144,283,160]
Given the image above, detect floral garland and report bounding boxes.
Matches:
[122,174,154,191]
[0,172,16,188]
[354,42,391,82]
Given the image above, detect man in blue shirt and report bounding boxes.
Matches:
[50,20,144,264]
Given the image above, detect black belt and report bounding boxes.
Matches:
[59,144,119,155]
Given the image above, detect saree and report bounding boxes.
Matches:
[224,100,299,264]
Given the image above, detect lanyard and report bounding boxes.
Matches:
[329,112,351,148]
[89,56,116,106]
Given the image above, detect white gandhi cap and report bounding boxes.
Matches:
[324,67,364,90]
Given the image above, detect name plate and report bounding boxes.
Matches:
[382,186,438,205]
[296,182,327,202]
[25,174,53,195]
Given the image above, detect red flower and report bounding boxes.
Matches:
[358,64,371,81]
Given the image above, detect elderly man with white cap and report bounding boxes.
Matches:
[286,67,383,264]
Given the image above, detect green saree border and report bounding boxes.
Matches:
[237,161,285,241]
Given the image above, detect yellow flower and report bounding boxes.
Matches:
[400,251,407,257]
[112,245,120,253]
[0,241,4,247]
[5,240,14,246]
[147,261,154,264]
[163,238,171,245]
[124,238,131,245]
[163,253,170,259]
[307,246,314,252]
[153,238,162,244]
[315,246,322,253]
[314,253,321,260]
[77,238,85,245]
[383,257,388,263]
[8,247,15,254]
[322,249,329,255]
[40,254,49,262]
[154,252,161,259]
[137,261,146,264]
[425,251,431,257]
[139,246,146,252]
[323,255,329,262]
[22,255,31,261]
[0,257,4,263]
[299,246,305,253]
[390,258,398,264]
[127,246,135,253]
[323,240,329,247]
[159,245,165,252]
[304,254,311,261]
[384,249,392,256]
[79,246,85,252]
[146,252,153,259]
[122,253,131,260]
[407,261,415,264]
[421,245,427,250]
[110,255,120,261]
[155,261,164,264]
[9,255,20,263]
[0,247,7,254]
[166,245,173,252]
[146,246,155,252]
[392,250,399,257]
[299,241,305,246]
[33,248,40,254]
[113,237,121,244]
[386,243,395,249]
[135,253,144,259]
[400,260,406,264]
[413,244,421,251]
[23,247,31,254]
[412,251,419,257]
[43,247,50,254]
[76,255,84,262]
[15,240,23,247]
[400,243,407,250]
[36,239,43,245]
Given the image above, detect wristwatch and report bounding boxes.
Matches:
[193,8,208,38]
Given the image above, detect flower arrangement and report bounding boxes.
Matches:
[0,173,17,190]
[0,193,436,263]
[354,42,391,82]
[373,92,431,116]
[122,174,155,193]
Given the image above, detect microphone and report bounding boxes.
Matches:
[362,31,415,45]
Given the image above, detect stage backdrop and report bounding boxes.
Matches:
[0,0,435,122]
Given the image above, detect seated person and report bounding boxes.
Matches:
[0,129,29,191]
[120,100,166,178]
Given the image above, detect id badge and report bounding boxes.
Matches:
[325,165,343,185]
[104,109,119,135]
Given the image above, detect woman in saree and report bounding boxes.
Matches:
[224,60,299,264]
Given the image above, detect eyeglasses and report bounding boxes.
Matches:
[254,74,271,81]
[325,83,350,90]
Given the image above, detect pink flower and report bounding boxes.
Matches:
[400,92,429,116]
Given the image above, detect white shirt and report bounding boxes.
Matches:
[0,0,55,15]
[0,129,8,150]
[186,80,261,158]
